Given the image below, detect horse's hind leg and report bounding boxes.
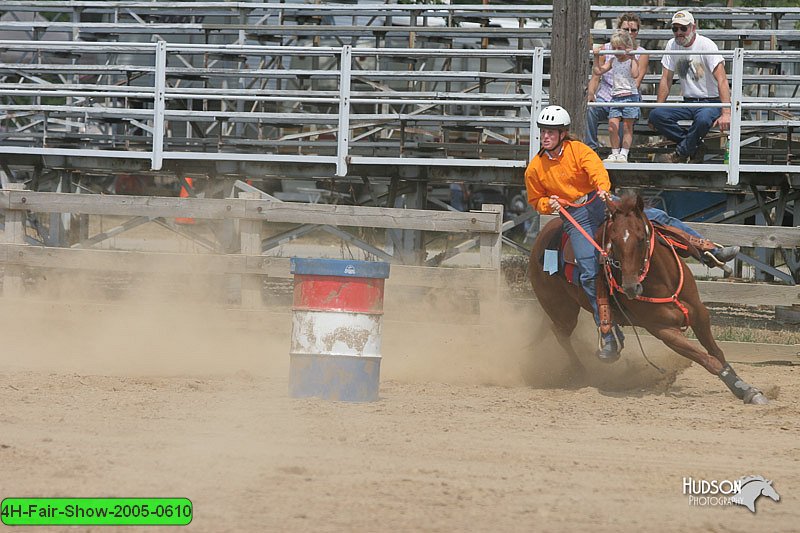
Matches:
[537,294,587,383]
[650,325,768,405]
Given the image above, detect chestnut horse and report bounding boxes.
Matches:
[529,194,768,404]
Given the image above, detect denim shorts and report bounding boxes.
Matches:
[608,94,641,120]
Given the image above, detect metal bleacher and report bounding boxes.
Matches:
[0,2,798,195]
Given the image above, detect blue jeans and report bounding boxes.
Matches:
[608,94,641,120]
[585,102,625,151]
[563,194,705,326]
[647,98,721,157]
[643,206,704,240]
[561,193,607,326]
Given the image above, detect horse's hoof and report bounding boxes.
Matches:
[744,389,769,405]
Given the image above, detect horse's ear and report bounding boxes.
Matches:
[636,194,644,212]
[606,198,619,216]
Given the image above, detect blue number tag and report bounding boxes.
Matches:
[543,249,559,275]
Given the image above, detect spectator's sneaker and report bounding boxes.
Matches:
[688,142,707,163]
[603,153,623,163]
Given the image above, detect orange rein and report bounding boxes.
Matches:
[556,194,691,330]
[554,193,605,254]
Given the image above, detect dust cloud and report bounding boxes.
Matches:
[1,262,290,379]
[380,274,691,392]
[2,244,688,394]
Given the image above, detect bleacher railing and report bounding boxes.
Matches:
[0,40,798,186]
[591,48,800,185]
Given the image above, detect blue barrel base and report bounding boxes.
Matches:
[289,353,381,402]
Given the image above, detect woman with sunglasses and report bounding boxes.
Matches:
[585,13,648,155]
[649,10,731,163]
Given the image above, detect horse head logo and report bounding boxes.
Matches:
[731,475,781,513]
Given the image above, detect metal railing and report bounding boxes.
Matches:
[590,48,800,185]
[0,40,798,185]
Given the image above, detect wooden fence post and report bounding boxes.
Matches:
[480,204,503,270]
[3,183,27,297]
[238,192,262,308]
[479,203,504,325]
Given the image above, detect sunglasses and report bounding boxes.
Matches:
[621,28,639,33]
[671,25,689,33]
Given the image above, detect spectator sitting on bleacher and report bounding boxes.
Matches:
[649,9,731,163]
[585,13,648,154]
[593,30,646,163]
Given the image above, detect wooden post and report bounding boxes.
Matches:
[480,204,503,270]
[49,172,67,247]
[551,0,590,140]
[238,192,262,308]
[3,183,27,297]
[479,203,503,325]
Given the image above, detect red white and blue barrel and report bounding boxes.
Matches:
[289,258,390,402]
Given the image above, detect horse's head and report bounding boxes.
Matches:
[760,480,781,502]
[603,194,652,299]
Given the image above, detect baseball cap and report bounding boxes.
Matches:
[671,10,695,26]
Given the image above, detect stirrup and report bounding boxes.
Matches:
[596,327,621,363]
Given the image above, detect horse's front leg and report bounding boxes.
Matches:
[687,300,768,404]
[649,326,768,404]
[683,293,727,363]
[649,325,722,372]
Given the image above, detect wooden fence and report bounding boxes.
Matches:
[0,185,504,314]
[1,185,798,310]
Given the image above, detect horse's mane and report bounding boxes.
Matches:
[739,475,769,486]
[614,194,643,215]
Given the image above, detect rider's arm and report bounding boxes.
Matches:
[577,143,612,192]
[524,161,555,214]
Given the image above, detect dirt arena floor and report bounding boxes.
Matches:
[1,271,798,532]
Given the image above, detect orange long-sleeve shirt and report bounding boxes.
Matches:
[525,139,611,214]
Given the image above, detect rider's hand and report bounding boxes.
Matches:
[549,195,561,213]
[597,189,611,202]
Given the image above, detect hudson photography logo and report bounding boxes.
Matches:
[683,475,781,512]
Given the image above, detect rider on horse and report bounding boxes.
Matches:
[524,105,740,361]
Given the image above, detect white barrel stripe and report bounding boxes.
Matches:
[290,310,383,357]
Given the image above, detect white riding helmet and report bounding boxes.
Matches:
[537,105,571,129]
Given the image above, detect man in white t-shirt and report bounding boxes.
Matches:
[649,10,731,163]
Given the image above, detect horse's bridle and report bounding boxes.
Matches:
[600,206,691,330]
[601,211,655,282]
